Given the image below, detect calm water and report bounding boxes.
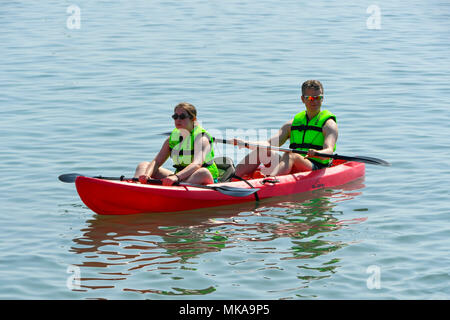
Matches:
[1,0,449,300]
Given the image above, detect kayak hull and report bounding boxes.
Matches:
[75,161,365,215]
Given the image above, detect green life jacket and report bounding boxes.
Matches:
[168,126,219,179]
[289,109,337,165]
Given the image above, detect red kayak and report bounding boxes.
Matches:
[74,160,364,215]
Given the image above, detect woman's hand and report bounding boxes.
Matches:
[138,175,149,184]
[162,174,180,186]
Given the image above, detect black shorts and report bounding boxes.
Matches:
[310,159,331,171]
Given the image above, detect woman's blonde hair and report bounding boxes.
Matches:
[174,102,197,120]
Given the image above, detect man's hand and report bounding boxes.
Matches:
[305,149,318,158]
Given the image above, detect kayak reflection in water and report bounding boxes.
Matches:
[234,80,339,177]
[134,102,219,186]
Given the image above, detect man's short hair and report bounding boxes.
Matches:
[301,80,324,95]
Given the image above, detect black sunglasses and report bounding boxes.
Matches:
[172,113,190,120]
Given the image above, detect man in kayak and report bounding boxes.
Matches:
[234,80,338,177]
[134,102,219,186]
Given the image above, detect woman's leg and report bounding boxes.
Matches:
[152,167,174,179]
[185,167,214,185]
[134,161,173,179]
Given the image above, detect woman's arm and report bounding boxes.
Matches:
[175,135,211,181]
[143,138,171,177]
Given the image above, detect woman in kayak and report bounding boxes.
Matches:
[134,102,219,186]
[234,80,338,177]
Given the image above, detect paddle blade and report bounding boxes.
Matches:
[313,152,391,166]
[331,154,391,166]
[58,173,82,183]
[59,174,128,183]
[353,155,391,166]
[213,185,260,197]
[178,181,259,197]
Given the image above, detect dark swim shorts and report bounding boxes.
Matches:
[310,159,331,171]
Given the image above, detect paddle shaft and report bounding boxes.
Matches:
[224,139,335,158]
[58,174,258,197]
[213,138,390,166]
[131,178,258,196]
[160,132,389,166]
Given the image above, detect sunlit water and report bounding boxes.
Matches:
[1,0,449,299]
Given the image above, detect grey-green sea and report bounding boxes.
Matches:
[1,0,449,300]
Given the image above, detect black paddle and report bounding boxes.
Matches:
[160,132,390,166]
[258,145,392,167]
[58,173,123,183]
[58,173,259,197]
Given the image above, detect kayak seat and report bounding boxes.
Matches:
[214,157,236,182]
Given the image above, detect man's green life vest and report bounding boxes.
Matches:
[169,126,219,179]
[289,109,337,165]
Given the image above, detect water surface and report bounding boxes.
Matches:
[1,0,449,299]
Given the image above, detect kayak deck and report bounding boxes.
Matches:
[75,160,365,215]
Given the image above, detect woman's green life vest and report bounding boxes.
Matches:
[289,109,337,165]
[168,126,219,179]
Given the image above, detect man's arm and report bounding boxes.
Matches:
[309,119,338,157]
[267,120,292,147]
